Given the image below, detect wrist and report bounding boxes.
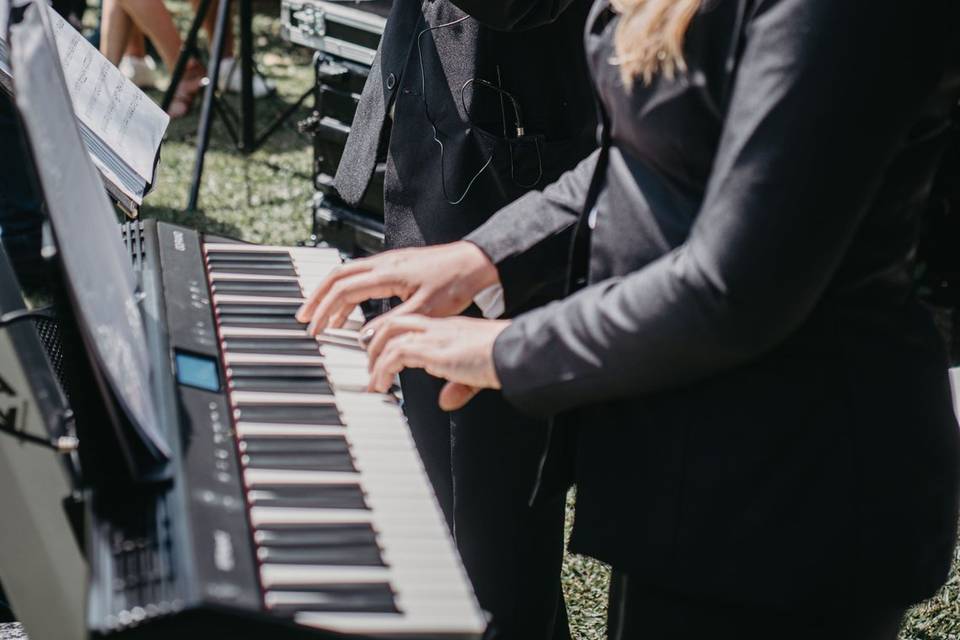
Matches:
[457,240,500,294]
[486,319,511,389]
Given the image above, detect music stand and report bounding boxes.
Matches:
[9,0,173,483]
[162,0,313,211]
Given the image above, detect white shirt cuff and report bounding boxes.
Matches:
[474,284,505,319]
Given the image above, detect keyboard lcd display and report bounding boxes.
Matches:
[175,352,221,392]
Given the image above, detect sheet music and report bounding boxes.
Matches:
[0,2,9,41]
[0,2,10,80]
[47,7,168,184]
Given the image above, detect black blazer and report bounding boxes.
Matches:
[469,0,960,610]
[333,0,596,258]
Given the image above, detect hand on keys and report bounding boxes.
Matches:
[296,241,499,335]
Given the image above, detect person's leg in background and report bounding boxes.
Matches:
[118,25,158,89]
[100,0,204,117]
[98,0,133,65]
[187,0,273,97]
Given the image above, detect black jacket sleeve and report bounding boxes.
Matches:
[465,148,601,314]
[491,0,952,418]
[446,0,579,31]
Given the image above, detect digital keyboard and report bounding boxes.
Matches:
[86,220,486,639]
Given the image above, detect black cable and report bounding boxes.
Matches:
[0,409,78,454]
[416,16,493,205]
[415,16,544,205]
[460,78,524,137]
[0,306,55,328]
[508,135,544,189]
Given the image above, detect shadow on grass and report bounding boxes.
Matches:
[140,203,243,240]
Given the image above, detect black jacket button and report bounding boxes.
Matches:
[386,73,397,90]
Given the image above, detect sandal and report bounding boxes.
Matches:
[166,59,207,119]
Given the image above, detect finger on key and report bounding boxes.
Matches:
[368,334,427,393]
[361,293,430,343]
[365,315,430,370]
[296,261,372,323]
[306,273,408,335]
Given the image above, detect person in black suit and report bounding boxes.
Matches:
[301,0,960,637]
[298,2,597,638]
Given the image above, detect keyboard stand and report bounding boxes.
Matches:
[0,245,85,640]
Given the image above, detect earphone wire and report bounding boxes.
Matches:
[415,15,544,204]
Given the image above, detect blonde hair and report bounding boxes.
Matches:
[610,0,701,87]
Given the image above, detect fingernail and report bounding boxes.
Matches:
[360,328,375,346]
[295,305,307,321]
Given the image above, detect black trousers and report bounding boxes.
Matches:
[606,570,905,640]
[398,368,569,640]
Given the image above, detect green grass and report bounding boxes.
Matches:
[139,0,317,246]
[129,3,960,638]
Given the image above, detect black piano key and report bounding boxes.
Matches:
[254,523,379,548]
[207,251,293,263]
[208,263,298,276]
[258,546,384,566]
[212,281,304,297]
[222,338,321,355]
[229,365,327,379]
[216,303,302,316]
[266,584,398,614]
[234,404,343,425]
[248,484,368,509]
[230,377,334,394]
[242,451,356,472]
[241,437,350,456]
[217,316,305,329]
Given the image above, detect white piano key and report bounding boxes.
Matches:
[229,391,338,406]
[225,353,326,366]
[251,506,443,530]
[327,372,373,391]
[295,611,487,636]
[263,590,470,609]
[221,327,311,339]
[244,469,430,492]
[214,294,306,305]
[320,345,369,364]
[251,507,375,527]
[316,334,365,349]
[323,327,362,341]
[209,272,301,282]
[287,247,345,264]
[244,469,361,486]
[236,423,346,438]
[261,563,468,592]
[236,423,409,440]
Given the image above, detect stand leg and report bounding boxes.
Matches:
[187,0,232,211]
[161,0,214,112]
[239,0,255,152]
